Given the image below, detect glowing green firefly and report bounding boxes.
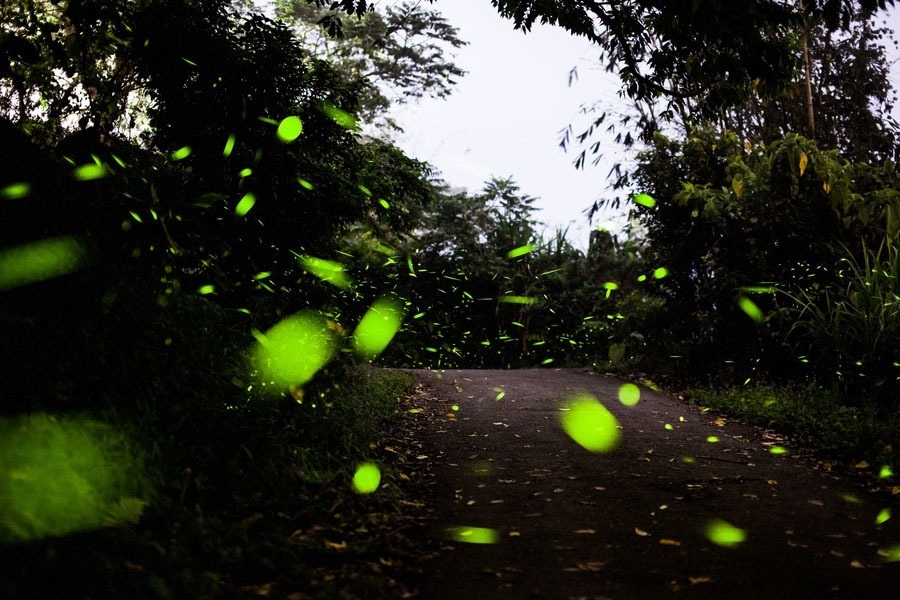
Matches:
[223,134,236,157]
[1,182,31,199]
[73,163,109,181]
[0,236,85,291]
[618,383,640,406]
[276,116,303,142]
[737,296,764,323]
[498,295,536,305]
[705,519,746,547]
[876,508,891,525]
[769,446,788,455]
[297,255,351,290]
[448,525,498,544]
[321,102,358,130]
[633,193,657,208]
[171,146,191,161]
[560,394,622,453]
[253,311,338,389]
[235,192,256,217]
[653,267,668,279]
[353,297,404,359]
[879,465,893,479]
[352,462,381,494]
[507,244,534,259]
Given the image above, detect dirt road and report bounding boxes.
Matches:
[406,369,900,599]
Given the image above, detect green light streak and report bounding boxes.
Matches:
[276,116,303,142]
[560,394,621,453]
[0,237,86,291]
[448,525,498,544]
[705,519,746,547]
[507,244,534,259]
[297,255,351,290]
[1,182,31,199]
[353,297,405,359]
[235,192,256,216]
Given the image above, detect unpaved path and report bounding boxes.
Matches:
[406,369,900,599]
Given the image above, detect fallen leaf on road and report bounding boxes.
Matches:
[659,539,682,546]
[855,460,870,469]
[635,527,651,537]
[563,561,607,572]
[574,529,596,534]
[689,576,713,585]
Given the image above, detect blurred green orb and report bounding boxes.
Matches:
[276,116,303,142]
[352,462,381,494]
[561,394,621,453]
[254,311,337,388]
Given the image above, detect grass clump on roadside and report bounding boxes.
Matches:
[687,384,900,472]
[0,363,421,599]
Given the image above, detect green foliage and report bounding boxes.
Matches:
[688,384,898,467]
[340,176,654,370]
[783,242,900,409]
[613,129,900,385]
[714,6,899,163]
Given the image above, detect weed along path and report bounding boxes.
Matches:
[404,369,900,599]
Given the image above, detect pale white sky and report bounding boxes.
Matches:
[386,0,628,251]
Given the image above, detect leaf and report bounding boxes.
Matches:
[732,176,743,197]
[634,527,651,537]
[659,538,682,546]
[799,151,809,176]
[324,540,347,550]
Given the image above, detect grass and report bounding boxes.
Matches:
[0,365,424,599]
[687,383,900,474]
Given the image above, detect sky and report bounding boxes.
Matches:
[386,0,627,251]
[387,1,900,252]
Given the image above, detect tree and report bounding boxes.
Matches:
[319,0,894,119]
[705,5,899,162]
[276,0,467,128]
[0,0,438,414]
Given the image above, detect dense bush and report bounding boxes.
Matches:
[621,129,900,390]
